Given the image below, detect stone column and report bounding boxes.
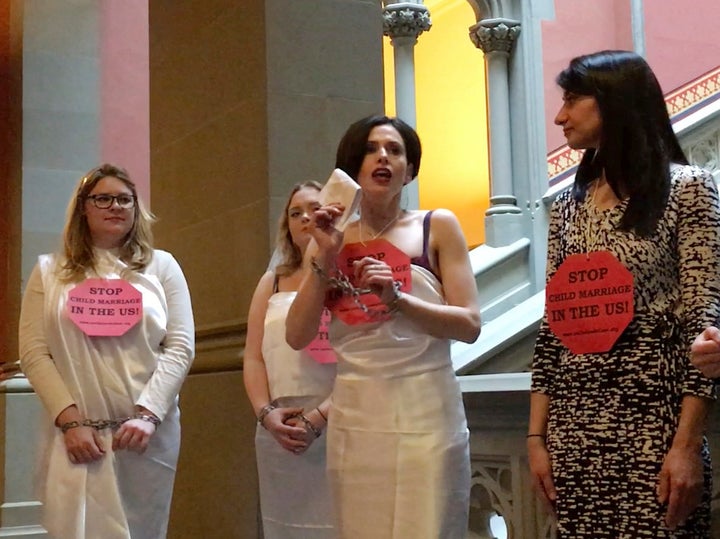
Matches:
[631,0,646,57]
[382,1,431,209]
[470,18,523,247]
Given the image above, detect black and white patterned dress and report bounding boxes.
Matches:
[532,165,720,538]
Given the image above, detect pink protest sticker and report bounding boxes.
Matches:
[67,279,143,337]
[546,251,634,354]
[304,308,337,364]
[328,239,412,326]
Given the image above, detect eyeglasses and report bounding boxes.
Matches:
[85,194,136,209]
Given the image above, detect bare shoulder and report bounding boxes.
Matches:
[426,208,464,239]
[254,270,276,298]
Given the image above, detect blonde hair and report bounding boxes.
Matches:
[274,181,322,278]
[59,163,156,282]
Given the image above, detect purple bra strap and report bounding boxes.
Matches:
[410,211,439,280]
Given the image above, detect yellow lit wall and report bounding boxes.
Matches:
[383,0,490,247]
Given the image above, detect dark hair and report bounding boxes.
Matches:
[274,181,323,278]
[335,115,422,181]
[557,50,687,237]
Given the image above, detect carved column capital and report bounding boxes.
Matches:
[469,18,521,55]
[383,3,432,42]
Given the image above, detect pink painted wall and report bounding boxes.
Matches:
[541,0,720,155]
[100,0,150,204]
[644,0,720,93]
[541,0,633,152]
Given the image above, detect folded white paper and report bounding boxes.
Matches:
[319,168,362,231]
[303,168,362,261]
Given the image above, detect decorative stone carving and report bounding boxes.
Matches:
[469,455,556,539]
[382,3,432,42]
[682,126,720,180]
[469,18,521,55]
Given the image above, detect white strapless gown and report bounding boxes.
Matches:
[327,266,470,539]
[256,291,337,538]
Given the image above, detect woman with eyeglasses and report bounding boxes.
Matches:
[19,163,195,539]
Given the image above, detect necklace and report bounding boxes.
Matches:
[584,178,608,254]
[359,210,402,246]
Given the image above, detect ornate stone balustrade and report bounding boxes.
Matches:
[0,376,47,537]
[460,374,720,538]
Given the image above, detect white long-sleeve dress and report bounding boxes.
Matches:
[19,249,195,539]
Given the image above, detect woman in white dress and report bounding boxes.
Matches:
[244,181,337,538]
[19,163,195,539]
[286,115,481,539]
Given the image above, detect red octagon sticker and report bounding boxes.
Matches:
[546,251,634,355]
[67,279,143,337]
[328,239,412,325]
[304,308,337,364]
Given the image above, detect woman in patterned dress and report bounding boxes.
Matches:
[528,51,720,538]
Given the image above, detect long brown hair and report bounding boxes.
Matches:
[59,163,156,282]
[274,181,322,278]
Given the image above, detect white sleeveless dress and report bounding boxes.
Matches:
[327,265,470,539]
[255,291,337,538]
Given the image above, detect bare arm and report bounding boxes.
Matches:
[244,271,308,452]
[410,210,481,342]
[359,210,480,343]
[285,261,332,350]
[243,272,279,414]
[658,395,711,530]
[527,391,557,514]
[286,205,345,350]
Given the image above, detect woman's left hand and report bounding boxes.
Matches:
[112,418,156,454]
[353,257,396,305]
[657,445,704,530]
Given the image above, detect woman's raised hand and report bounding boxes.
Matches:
[309,203,346,259]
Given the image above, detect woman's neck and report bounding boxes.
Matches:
[359,198,401,228]
[590,174,622,210]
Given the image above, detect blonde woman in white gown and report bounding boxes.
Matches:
[286,116,481,539]
[19,164,194,539]
[244,181,337,538]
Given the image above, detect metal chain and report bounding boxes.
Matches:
[81,417,131,430]
[318,262,402,319]
[60,415,162,433]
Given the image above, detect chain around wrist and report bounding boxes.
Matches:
[257,403,277,429]
[298,413,322,438]
[134,413,161,427]
[385,281,404,314]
